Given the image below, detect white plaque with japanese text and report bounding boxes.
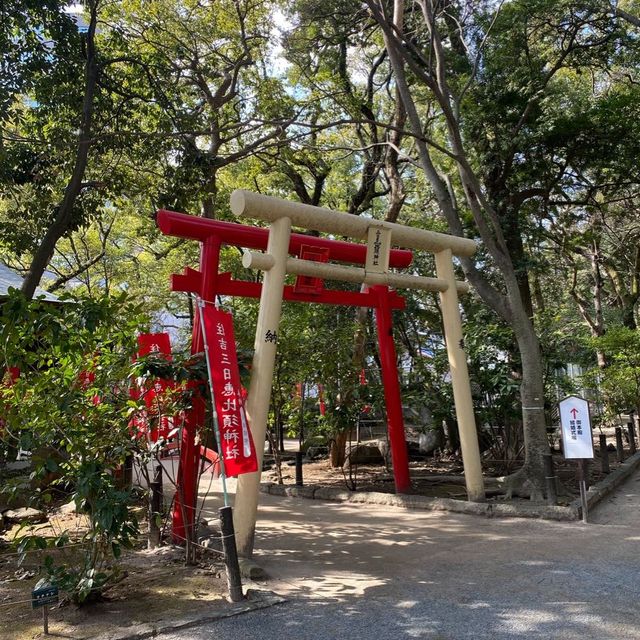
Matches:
[559,396,594,459]
[365,224,392,274]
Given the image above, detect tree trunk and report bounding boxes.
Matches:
[621,300,638,330]
[330,429,349,468]
[508,315,548,499]
[21,2,99,299]
[371,0,552,494]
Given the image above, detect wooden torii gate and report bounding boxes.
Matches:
[229,190,485,559]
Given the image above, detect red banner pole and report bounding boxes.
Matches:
[371,285,411,493]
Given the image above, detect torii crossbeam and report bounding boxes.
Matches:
[229,190,485,558]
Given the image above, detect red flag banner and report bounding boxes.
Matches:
[137,333,172,360]
[201,305,258,477]
[132,333,174,441]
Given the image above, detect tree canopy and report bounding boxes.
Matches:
[3,0,640,496]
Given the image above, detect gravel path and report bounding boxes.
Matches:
[159,471,640,639]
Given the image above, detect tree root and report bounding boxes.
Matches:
[492,467,544,501]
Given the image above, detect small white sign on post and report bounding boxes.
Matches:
[559,396,594,459]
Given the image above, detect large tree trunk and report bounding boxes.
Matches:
[329,429,349,468]
[371,0,552,493]
[506,314,547,499]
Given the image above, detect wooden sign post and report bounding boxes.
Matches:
[32,581,59,635]
[559,396,594,523]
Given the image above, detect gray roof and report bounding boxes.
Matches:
[0,263,60,302]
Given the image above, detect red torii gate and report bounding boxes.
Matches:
[156,209,414,541]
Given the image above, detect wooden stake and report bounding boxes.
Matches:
[615,426,624,462]
[599,433,610,474]
[628,422,636,455]
[543,453,557,505]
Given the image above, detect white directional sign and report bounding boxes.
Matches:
[559,396,594,459]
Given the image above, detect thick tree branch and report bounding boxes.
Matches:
[21,1,100,299]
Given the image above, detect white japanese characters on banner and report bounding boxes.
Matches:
[559,395,594,459]
[130,332,174,442]
[202,305,258,477]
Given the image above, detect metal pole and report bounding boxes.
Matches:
[434,249,485,502]
[371,285,411,493]
[295,451,303,487]
[298,381,305,447]
[578,459,588,524]
[219,506,244,602]
[234,217,291,559]
[543,453,557,505]
[599,433,610,474]
[196,297,229,507]
[149,464,163,549]
[173,237,220,542]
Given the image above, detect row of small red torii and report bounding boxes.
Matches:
[156,190,486,554]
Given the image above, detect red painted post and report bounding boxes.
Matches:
[371,285,411,493]
[173,236,220,543]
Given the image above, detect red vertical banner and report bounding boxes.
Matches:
[318,383,326,416]
[133,333,174,441]
[201,305,258,477]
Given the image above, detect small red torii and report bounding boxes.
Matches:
[156,209,414,542]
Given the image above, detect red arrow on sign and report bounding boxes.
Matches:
[570,407,579,418]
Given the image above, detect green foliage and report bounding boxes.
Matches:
[2,0,640,482]
[0,290,148,602]
[584,327,640,420]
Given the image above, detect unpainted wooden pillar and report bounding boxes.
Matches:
[434,249,485,502]
[233,216,291,559]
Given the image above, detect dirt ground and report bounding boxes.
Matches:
[0,507,228,640]
[264,441,629,504]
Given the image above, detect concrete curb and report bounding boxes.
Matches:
[88,590,286,640]
[260,453,640,522]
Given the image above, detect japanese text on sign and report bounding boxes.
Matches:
[559,396,594,459]
[202,305,258,477]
